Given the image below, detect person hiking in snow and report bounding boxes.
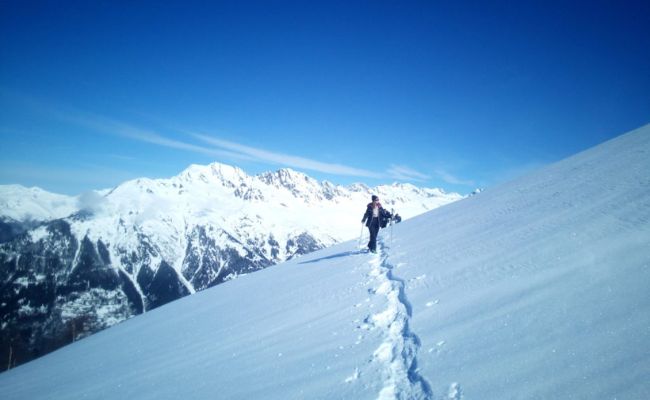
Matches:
[361,195,391,253]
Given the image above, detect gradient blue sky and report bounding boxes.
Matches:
[1,1,649,195]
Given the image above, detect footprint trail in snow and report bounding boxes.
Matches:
[362,240,433,400]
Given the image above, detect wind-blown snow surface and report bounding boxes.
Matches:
[2,124,649,399]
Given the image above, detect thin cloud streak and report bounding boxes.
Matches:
[60,112,250,162]
[33,100,434,183]
[387,165,430,181]
[434,168,475,186]
[192,132,384,179]
[41,103,384,180]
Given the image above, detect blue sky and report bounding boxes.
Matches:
[1,1,648,195]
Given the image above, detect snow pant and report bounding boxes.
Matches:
[367,218,380,251]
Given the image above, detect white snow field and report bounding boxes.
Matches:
[0,185,77,222]
[2,124,649,399]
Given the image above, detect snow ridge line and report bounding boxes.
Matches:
[367,242,433,400]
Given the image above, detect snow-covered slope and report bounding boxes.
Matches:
[0,185,77,223]
[0,185,78,243]
[0,165,461,369]
[2,124,649,399]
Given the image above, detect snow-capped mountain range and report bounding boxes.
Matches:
[0,163,463,368]
[2,125,648,399]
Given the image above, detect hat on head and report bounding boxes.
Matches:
[371,195,379,201]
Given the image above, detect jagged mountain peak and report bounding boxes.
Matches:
[387,182,420,192]
[176,162,249,187]
[207,162,248,180]
[348,182,371,192]
[256,167,333,201]
[258,167,315,186]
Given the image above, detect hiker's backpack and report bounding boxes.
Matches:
[379,209,392,228]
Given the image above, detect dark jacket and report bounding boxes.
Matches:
[362,202,392,228]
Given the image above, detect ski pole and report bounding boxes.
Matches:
[390,208,394,248]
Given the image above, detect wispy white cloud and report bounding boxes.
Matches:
[193,134,435,183]
[38,104,383,179]
[5,93,452,186]
[434,168,475,186]
[57,112,250,161]
[77,190,108,214]
[192,132,384,178]
[27,99,436,183]
[386,165,430,181]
